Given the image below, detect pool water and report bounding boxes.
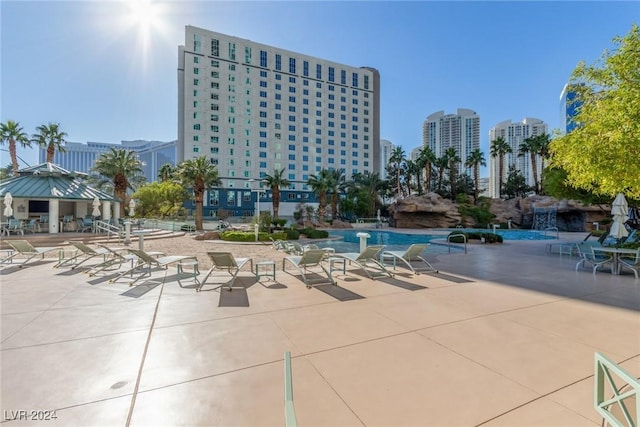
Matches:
[312,229,554,254]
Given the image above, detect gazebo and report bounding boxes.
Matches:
[0,163,119,234]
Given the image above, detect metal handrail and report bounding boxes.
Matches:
[284,351,298,427]
[94,220,124,242]
[447,233,467,254]
[544,227,559,239]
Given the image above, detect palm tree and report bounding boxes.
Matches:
[0,120,31,174]
[350,171,384,217]
[389,146,405,198]
[177,156,221,230]
[404,159,419,196]
[91,148,146,217]
[490,136,512,198]
[32,123,67,163]
[444,147,461,199]
[328,168,346,220]
[519,136,541,194]
[434,156,449,193]
[158,163,176,182]
[535,133,551,194]
[417,146,436,193]
[465,149,486,203]
[263,168,290,220]
[307,169,332,222]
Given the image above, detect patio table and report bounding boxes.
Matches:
[592,247,638,275]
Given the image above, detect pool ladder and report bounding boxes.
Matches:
[447,233,467,254]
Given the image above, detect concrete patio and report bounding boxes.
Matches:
[1,233,639,426]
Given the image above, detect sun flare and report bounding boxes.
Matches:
[128,0,161,31]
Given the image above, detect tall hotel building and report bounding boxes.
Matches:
[559,83,582,135]
[422,109,480,177]
[488,118,548,198]
[178,26,380,217]
[379,139,395,180]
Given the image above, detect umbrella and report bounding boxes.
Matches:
[129,199,136,217]
[3,192,13,218]
[92,196,101,217]
[609,193,629,239]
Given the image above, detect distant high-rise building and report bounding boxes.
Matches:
[488,118,548,198]
[559,83,582,134]
[40,140,177,184]
[422,108,480,177]
[178,26,381,218]
[379,139,394,180]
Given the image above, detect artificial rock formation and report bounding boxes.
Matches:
[388,193,462,228]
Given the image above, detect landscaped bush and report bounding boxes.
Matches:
[284,228,300,240]
[448,231,503,244]
[303,229,329,239]
[220,231,270,242]
[270,231,288,240]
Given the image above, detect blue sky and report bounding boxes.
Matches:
[1,1,638,177]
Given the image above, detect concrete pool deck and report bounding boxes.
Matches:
[1,232,638,426]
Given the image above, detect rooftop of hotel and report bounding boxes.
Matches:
[1,231,638,426]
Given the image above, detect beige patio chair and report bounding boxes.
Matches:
[110,248,197,287]
[1,240,63,268]
[54,241,114,270]
[332,245,392,279]
[86,244,139,277]
[619,248,640,279]
[380,243,437,274]
[198,252,254,292]
[283,249,334,288]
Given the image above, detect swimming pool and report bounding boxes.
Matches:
[311,228,555,254]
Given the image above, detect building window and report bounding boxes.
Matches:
[244,46,251,64]
[260,50,267,67]
[275,54,282,70]
[289,57,296,74]
[228,42,236,60]
[316,64,322,79]
[211,38,219,56]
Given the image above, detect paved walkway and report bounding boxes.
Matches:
[1,233,638,426]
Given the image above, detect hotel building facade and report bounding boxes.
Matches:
[422,108,480,178]
[487,118,548,198]
[178,26,381,218]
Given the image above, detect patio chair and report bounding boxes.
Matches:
[619,248,640,279]
[62,214,74,231]
[332,245,392,280]
[54,241,114,270]
[575,241,613,274]
[283,249,334,288]
[380,243,437,274]
[284,241,305,256]
[198,252,253,292]
[110,248,196,287]
[1,240,63,268]
[25,219,40,234]
[76,218,93,233]
[5,219,25,236]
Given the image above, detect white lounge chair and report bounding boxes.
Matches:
[110,248,196,287]
[332,245,392,280]
[283,249,334,288]
[54,241,116,269]
[380,244,437,274]
[198,251,253,292]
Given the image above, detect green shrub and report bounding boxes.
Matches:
[220,231,270,242]
[270,231,288,240]
[304,229,329,239]
[284,229,300,240]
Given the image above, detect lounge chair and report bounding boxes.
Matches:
[5,219,25,236]
[1,240,62,268]
[86,244,139,277]
[619,248,640,279]
[198,252,254,292]
[76,218,93,233]
[283,249,334,288]
[380,244,437,274]
[54,241,116,270]
[109,248,196,287]
[575,241,613,274]
[332,245,392,280]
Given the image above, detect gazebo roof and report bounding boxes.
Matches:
[0,163,116,201]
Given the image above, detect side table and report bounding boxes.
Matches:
[255,260,276,281]
[177,259,200,288]
[326,257,346,277]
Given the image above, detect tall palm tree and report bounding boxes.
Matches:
[328,168,346,220]
[32,122,67,163]
[465,148,487,203]
[158,163,176,182]
[350,171,384,217]
[0,120,31,174]
[307,169,332,222]
[263,168,290,220]
[404,159,419,196]
[444,147,461,199]
[490,136,512,198]
[535,133,551,194]
[519,136,541,194]
[434,156,449,193]
[91,148,146,217]
[177,156,221,230]
[389,146,405,198]
[417,146,436,193]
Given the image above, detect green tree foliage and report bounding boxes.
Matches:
[263,168,290,220]
[157,163,176,182]
[490,136,512,199]
[0,120,30,174]
[328,168,346,219]
[177,156,221,231]
[132,181,189,218]
[389,146,406,197]
[32,123,67,163]
[465,148,486,203]
[307,169,332,221]
[550,24,640,199]
[502,165,530,199]
[91,148,146,217]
